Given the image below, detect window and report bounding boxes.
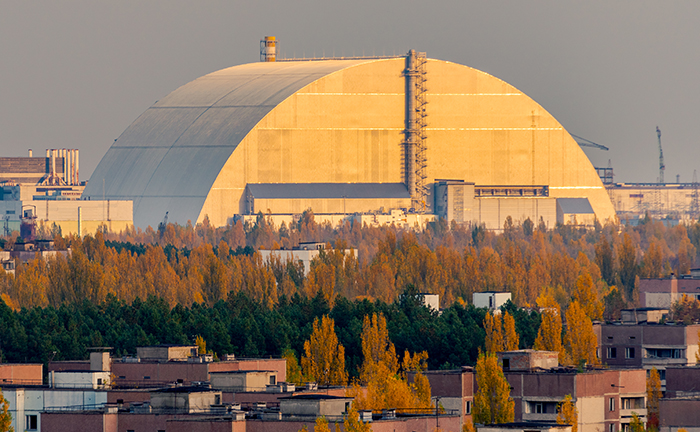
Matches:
[270,375,276,385]
[625,348,635,359]
[503,359,510,369]
[144,376,151,380]
[215,395,221,405]
[25,415,37,430]
[609,425,615,432]
[535,403,544,414]
[97,378,102,385]
[610,397,615,411]
[608,347,617,359]
[465,400,472,414]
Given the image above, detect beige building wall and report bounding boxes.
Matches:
[200,58,615,227]
[577,396,605,432]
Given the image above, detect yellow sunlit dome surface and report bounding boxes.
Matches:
[84,57,615,228]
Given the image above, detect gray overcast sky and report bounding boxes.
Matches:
[1,1,698,184]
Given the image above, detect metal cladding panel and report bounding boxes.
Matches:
[83,60,370,227]
[172,106,272,146]
[141,146,234,198]
[133,196,207,228]
[96,147,170,197]
[114,108,208,147]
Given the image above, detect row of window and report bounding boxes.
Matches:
[606,347,636,359]
[607,347,684,360]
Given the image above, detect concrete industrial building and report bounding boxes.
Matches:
[0,149,132,236]
[84,47,616,230]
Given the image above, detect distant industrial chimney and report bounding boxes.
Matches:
[260,36,277,62]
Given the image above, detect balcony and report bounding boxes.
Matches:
[620,408,647,419]
[522,413,558,422]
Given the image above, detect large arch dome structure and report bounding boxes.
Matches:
[83,55,616,228]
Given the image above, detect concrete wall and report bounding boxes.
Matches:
[52,371,110,389]
[660,398,700,432]
[475,197,557,231]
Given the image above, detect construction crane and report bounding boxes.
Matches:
[571,134,609,151]
[656,126,665,184]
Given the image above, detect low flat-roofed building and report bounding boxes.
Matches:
[659,396,700,432]
[150,386,222,413]
[209,370,277,392]
[258,242,357,276]
[639,271,700,309]
[136,345,199,362]
[478,422,573,432]
[50,370,111,389]
[620,308,668,324]
[278,394,353,418]
[473,291,512,311]
[498,350,559,372]
[597,322,700,389]
[556,198,595,227]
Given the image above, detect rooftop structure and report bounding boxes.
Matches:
[85,51,615,229]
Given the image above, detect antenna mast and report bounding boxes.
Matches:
[656,126,665,184]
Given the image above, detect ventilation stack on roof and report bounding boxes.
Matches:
[260,36,277,62]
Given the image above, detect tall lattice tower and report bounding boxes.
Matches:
[691,170,700,220]
[403,50,429,212]
[414,53,429,212]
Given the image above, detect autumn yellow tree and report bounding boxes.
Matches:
[301,315,348,386]
[573,273,604,321]
[344,405,371,432]
[0,388,12,432]
[348,313,431,412]
[283,348,304,385]
[314,416,332,432]
[564,301,598,367]
[502,311,519,351]
[195,335,207,355]
[473,352,514,424]
[534,294,563,361]
[556,394,578,432]
[484,312,504,353]
[647,367,662,431]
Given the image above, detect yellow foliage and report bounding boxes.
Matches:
[462,420,476,432]
[564,301,598,367]
[573,273,604,321]
[485,311,518,353]
[647,367,662,430]
[283,348,304,385]
[0,388,12,432]
[473,352,514,424]
[195,335,206,355]
[502,311,519,351]
[360,313,398,382]
[301,315,348,386]
[315,416,332,432]
[344,405,371,432]
[484,312,504,354]
[534,294,563,361]
[557,394,578,432]
[349,313,431,412]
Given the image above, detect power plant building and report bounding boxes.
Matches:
[84,50,616,229]
[0,150,133,236]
